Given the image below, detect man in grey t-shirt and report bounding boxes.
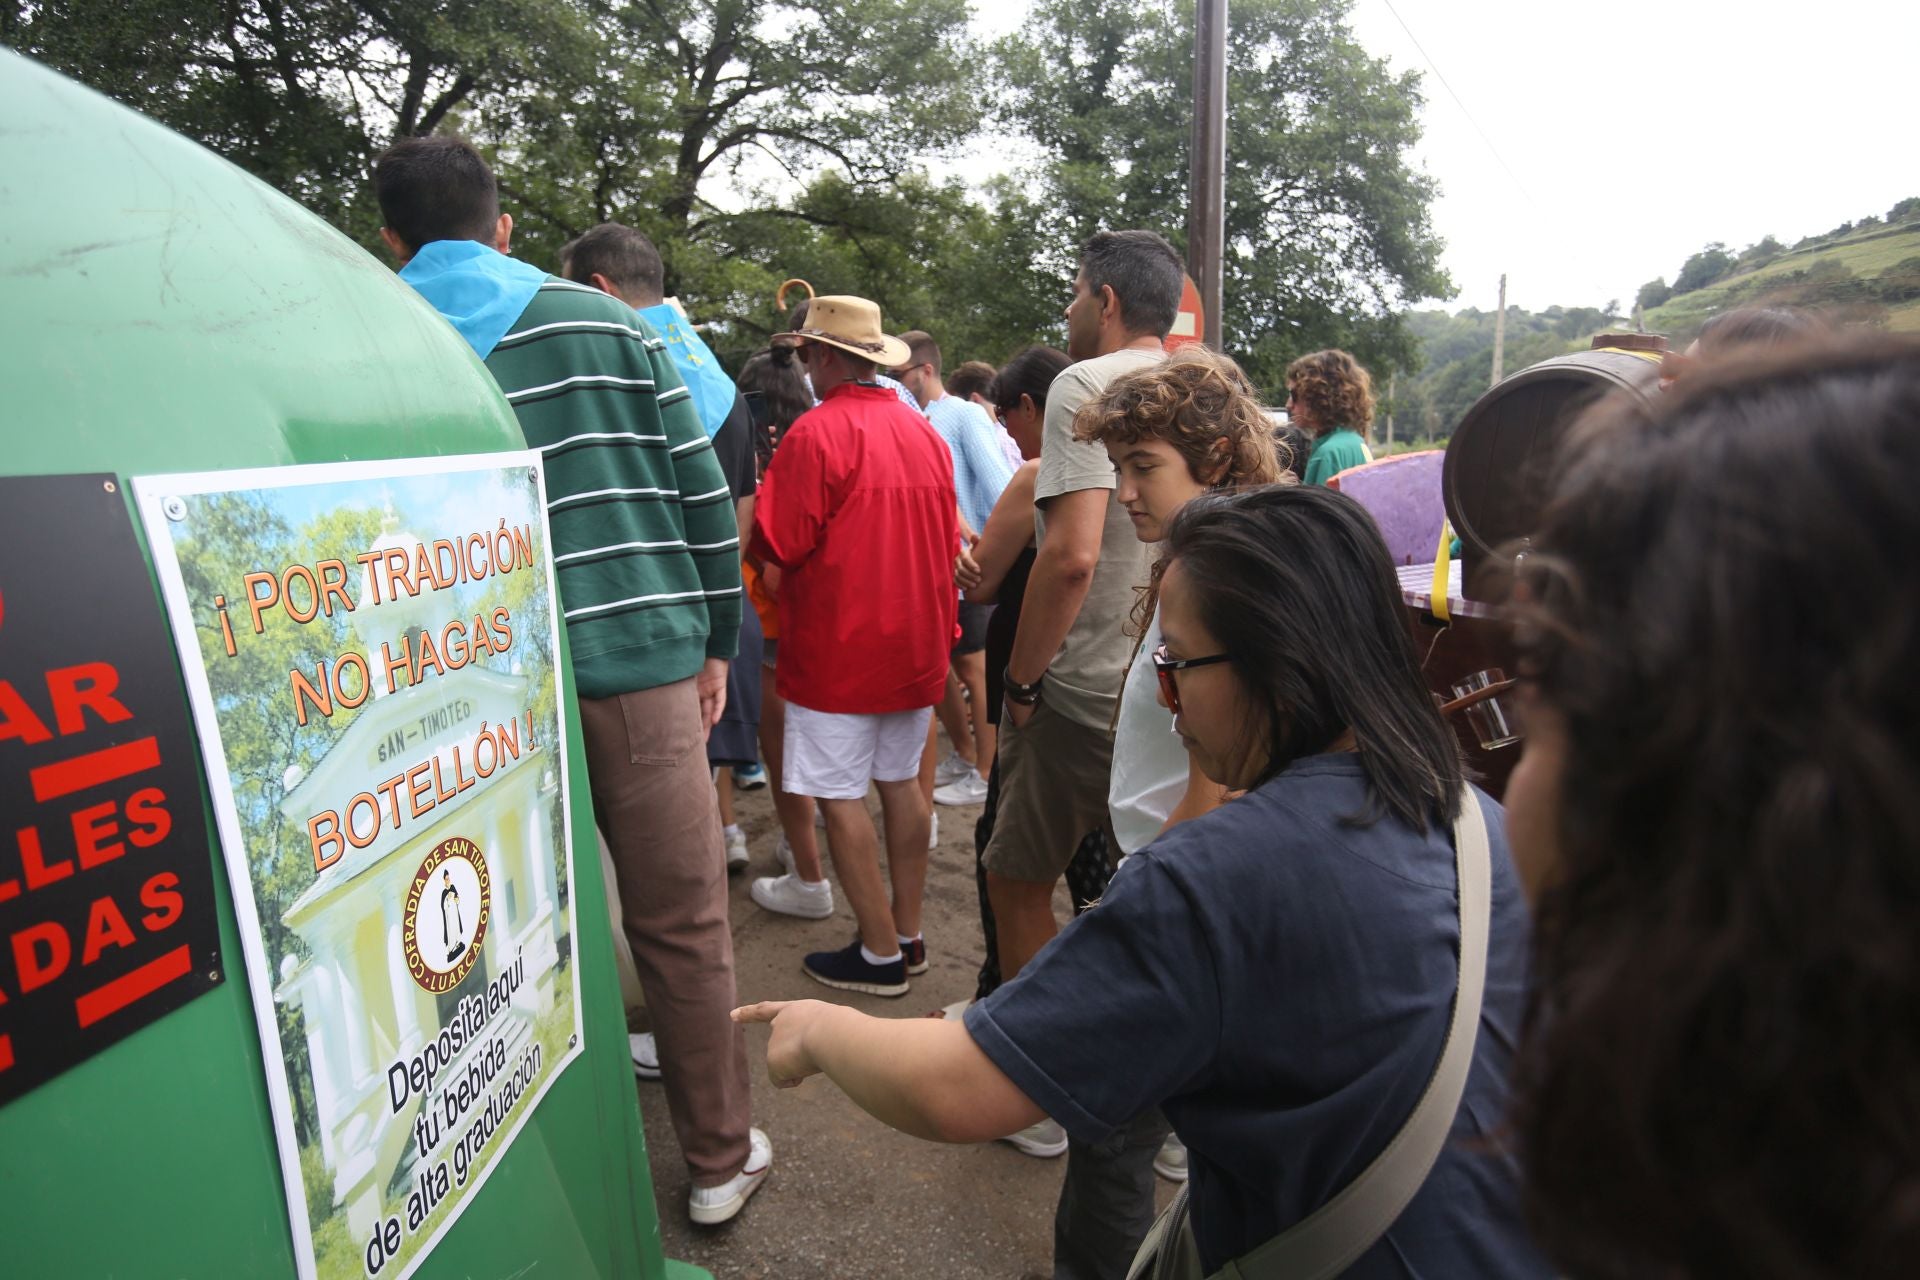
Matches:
[985,229,1185,1276]
[986,231,1181,972]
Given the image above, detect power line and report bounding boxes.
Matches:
[1377,0,1538,211]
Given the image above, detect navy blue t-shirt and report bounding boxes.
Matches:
[965,755,1548,1277]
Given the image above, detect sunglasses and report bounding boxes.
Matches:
[1151,643,1230,716]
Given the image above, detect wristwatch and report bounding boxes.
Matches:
[1004,668,1044,707]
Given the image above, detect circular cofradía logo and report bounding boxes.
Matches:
[403,836,492,994]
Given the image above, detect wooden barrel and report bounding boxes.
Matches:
[1443,336,1665,596]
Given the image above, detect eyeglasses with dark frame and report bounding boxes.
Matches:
[1151,643,1231,716]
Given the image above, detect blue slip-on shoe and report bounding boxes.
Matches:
[802,939,909,997]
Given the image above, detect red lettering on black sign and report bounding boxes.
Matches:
[0,474,224,1107]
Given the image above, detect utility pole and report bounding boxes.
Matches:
[1190,0,1226,348]
[1490,272,1507,387]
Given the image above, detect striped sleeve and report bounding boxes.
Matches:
[645,329,743,660]
[485,282,742,697]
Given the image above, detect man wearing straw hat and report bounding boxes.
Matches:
[749,295,960,997]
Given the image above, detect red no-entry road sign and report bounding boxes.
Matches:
[1165,273,1205,352]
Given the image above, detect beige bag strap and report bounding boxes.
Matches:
[1217,785,1493,1280]
[1130,1182,1199,1280]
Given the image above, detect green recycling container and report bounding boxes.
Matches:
[0,48,698,1280]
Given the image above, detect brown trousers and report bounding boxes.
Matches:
[578,676,752,1187]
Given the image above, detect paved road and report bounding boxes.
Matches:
[632,786,1173,1279]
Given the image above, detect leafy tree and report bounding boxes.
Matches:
[5,0,596,237]
[1674,242,1736,293]
[1636,277,1673,311]
[993,0,1453,392]
[699,170,1067,366]
[6,0,978,303]
[17,0,1452,390]
[471,0,980,306]
[1734,236,1784,272]
[1399,301,1622,438]
[1879,257,1920,304]
[1889,196,1920,224]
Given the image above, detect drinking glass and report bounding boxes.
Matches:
[1451,668,1520,750]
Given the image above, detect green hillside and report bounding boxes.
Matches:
[1391,201,1920,443]
[1642,213,1920,339]
[1393,305,1618,445]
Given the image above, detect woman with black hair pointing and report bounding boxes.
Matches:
[737,481,1547,1278]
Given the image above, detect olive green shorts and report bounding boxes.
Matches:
[982,697,1118,883]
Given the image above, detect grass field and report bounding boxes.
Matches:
[1644,221,1920,338]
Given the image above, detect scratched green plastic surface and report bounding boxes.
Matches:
[0,49,704,1280]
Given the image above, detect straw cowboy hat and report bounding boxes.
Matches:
[774,280,911,367]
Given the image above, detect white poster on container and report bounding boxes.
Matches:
[134,453,581,1280]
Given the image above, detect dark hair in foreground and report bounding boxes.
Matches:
[373,136,499,252]
[1159,485,1464,830]
[563,222,665,302]
[990,345,1071,415]
[1509,335,1920,1280]
[1079,230,1184,340]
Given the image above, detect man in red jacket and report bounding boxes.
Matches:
[749,296,959,996]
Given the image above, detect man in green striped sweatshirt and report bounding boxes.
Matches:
[375,137,769,1225]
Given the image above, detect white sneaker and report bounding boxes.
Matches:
[934,751,973,786]
[928,810,940,849]
[724,828,748,873]
[999,1117,1068,1159]
[629,1031,661,1080]
[751,872,834,919]
[688,1127,772,1225]
[1154,1133,1189,1183]
[932,767,989,806]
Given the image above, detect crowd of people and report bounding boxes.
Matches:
[373,133,1920,1280]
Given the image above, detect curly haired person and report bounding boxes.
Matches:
[1285,348,1376,485]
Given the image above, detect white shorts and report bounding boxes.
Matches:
[782,702,933,800]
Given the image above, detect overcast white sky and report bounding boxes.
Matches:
[965,0,1918,314]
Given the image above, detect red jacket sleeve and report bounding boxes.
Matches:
[750,417,838,570]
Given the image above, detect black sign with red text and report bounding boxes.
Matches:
[0,474,223,1107]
